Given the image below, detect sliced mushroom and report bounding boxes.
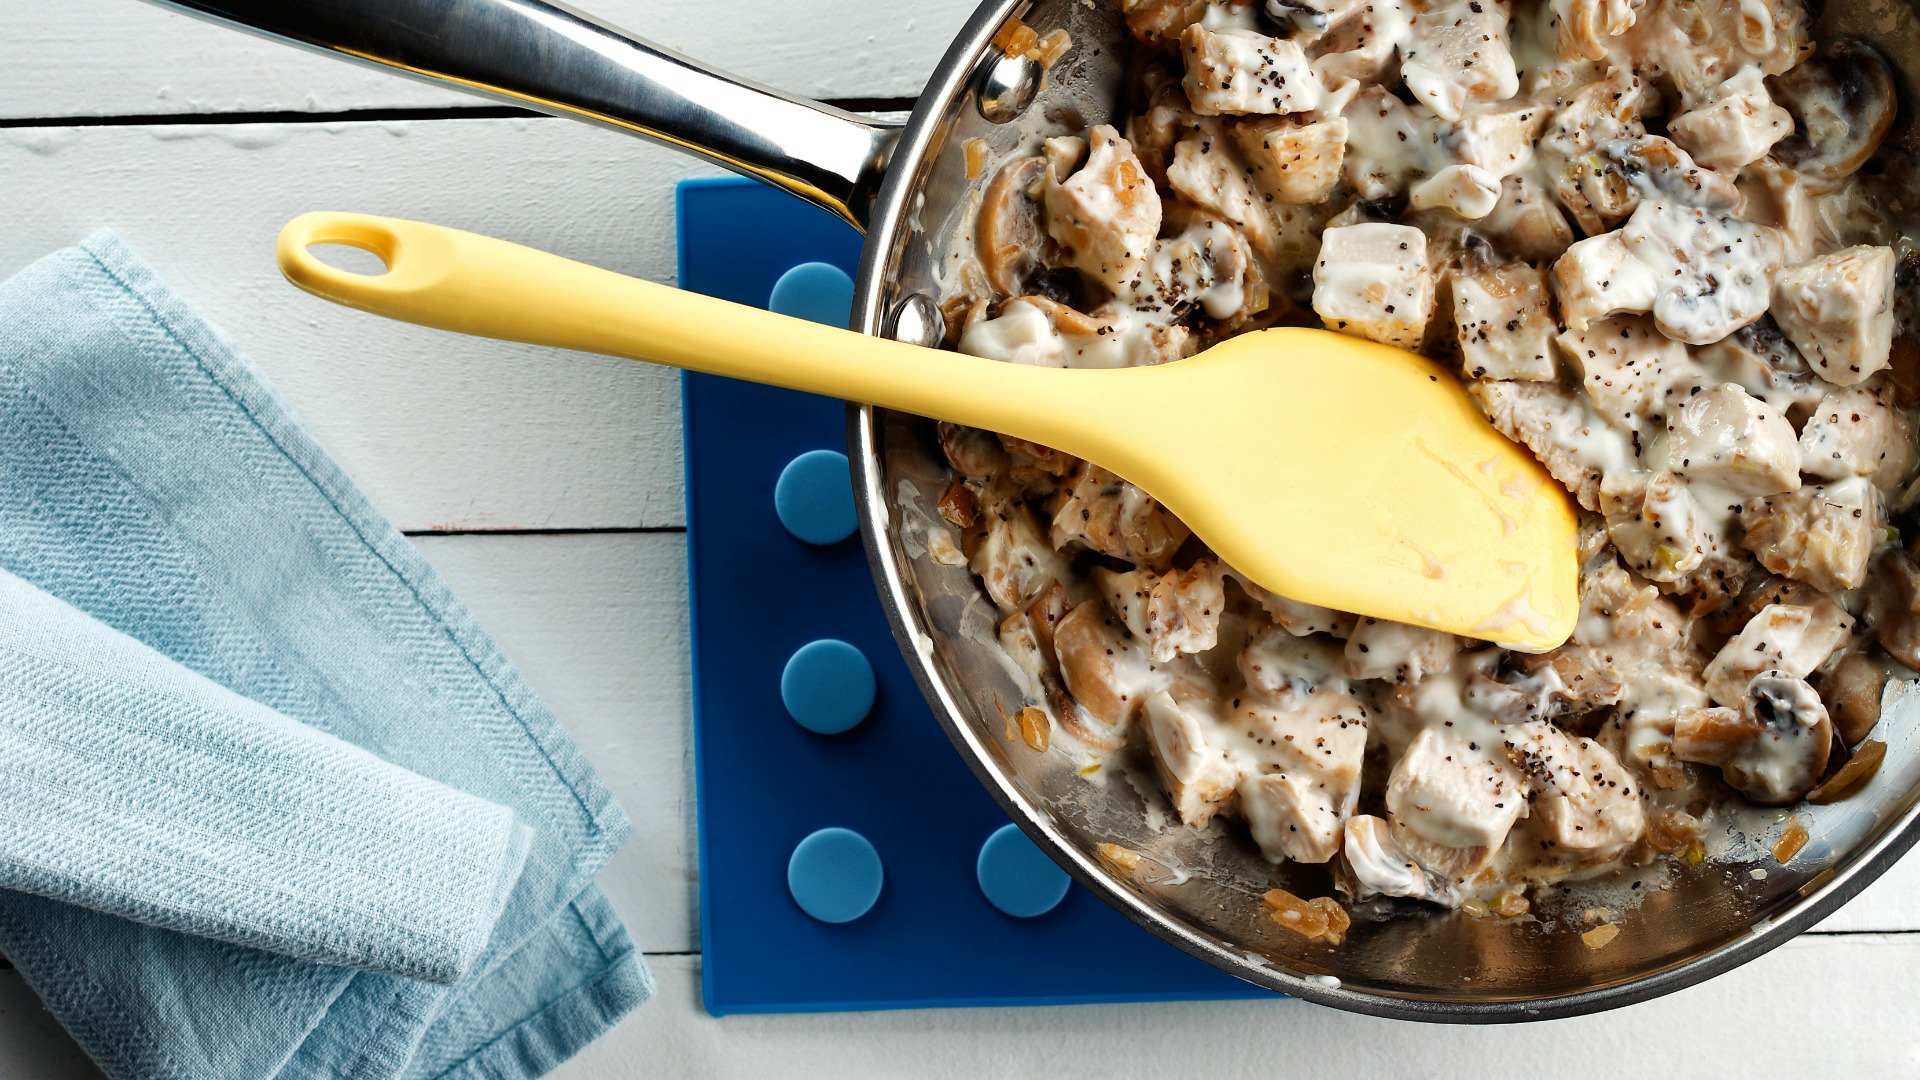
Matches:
[1673,671,1833,804]
[1547,0,1637,63]
[1868,548,1920,668]
[976,155,1048,298]
[937,422,1008,478]
[1816,651,1887,746]
[1770,37,1898,190]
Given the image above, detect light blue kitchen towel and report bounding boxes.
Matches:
[0,563,533,986]
[0,230,652,1078]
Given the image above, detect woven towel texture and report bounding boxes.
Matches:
[0,231,651,1079]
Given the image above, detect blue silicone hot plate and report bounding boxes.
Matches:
[679,176,1274,1015]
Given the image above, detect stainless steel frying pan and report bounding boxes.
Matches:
[153,0,1920,1022]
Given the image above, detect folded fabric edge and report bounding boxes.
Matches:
[0,564,534,986]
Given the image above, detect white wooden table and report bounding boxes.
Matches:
[1,3,1918,1076]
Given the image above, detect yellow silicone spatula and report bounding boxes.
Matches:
[277,212,1579,650]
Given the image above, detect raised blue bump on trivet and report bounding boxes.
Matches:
[976,824,1071,919]
[788,827,884,924]
[679,175,1273,1016]
[769,261,855,327]
[774,449,857,546]
[781,639,875,735]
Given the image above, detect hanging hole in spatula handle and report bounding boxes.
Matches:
[276,212,460,318]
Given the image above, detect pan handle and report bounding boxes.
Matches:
[144,0,903,229]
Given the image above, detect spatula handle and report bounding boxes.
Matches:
[278,211,1085,440]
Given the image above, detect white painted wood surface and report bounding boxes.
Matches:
[0,0,1917,1075]
[0,0,974,119]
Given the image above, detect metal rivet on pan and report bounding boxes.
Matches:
[974,52,1041,124]
[888,293,945,348]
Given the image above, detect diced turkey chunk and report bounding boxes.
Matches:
[1666,67,1793,173]
[1470,379,1636,511]
[1142,690,1239,826]
[1702,599,1854,707]
[1557,314,1687,429]
[1480,174,1576,263]
[968,497,1071,613]
[1044,125,1162,295]
[1165,136,1282,262]
[1180,25,1321,116]
[1770,245,1897,386]
[1236,686,1370,863]
[1228,116,1347,204]
[1599,470,1714,585]
[1444,100,1550,179]
[1231,576,1356,639]
[1409,164,1502,219]
[1181,630,1372,864]
[1050,461,1190,570]
[1339,85,1431,200]
[1053,600,1170,748]
[1313,223,1434,349]
[1308,0,1411,86]
[1740,478,1882,592]
[1536,67,1655,233]
[1342,617,1459,684]
[1384,726,1525,851]
[1136,218,1255,324]
[1505,721,1646,862]
[1673,673,1832,804]
[1666,383,1801,498]
[1554,201,1784,345]
[1237,625,1350,702]
[1398,0,1518,121]
[1550,231,1661,334]
[1453,263,1557,381]
[1342,814,1452,902]
[1798,386,1915,489]
[1093,561,1226,664]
